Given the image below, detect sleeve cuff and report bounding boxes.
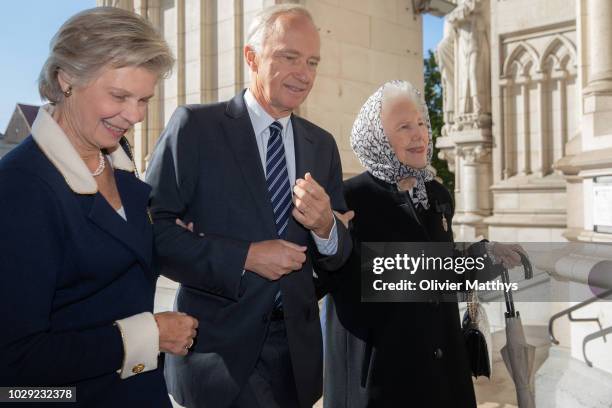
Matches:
[114,312,159,379]
[311,217,338,256]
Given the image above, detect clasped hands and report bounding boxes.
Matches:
[176,173,339,281]
[163,175,353,356]
[246,172,334,280]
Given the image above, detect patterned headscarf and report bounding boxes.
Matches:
[350,80,434,210]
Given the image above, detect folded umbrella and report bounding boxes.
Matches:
[500,254,536,408]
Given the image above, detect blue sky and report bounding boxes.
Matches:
[0,3,444,132]
[423,14,444,59]
[0,1,96,132]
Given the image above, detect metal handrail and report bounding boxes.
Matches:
[583,325,612,367]
[548,288,612,345]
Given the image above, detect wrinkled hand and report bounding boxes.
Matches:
[491,243,525,269]
[245,240,307,280]
[292,173,334,238]
[154,311,199,356]
[333,210,355,229]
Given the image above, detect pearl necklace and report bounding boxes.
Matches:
[91,151,105,177]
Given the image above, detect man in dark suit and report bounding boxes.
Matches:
[145,4,351,408]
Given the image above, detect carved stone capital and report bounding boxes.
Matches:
[452,112,492,131]
[456,145,491,165]
[437,148,456,169]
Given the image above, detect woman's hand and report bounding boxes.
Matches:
[154,311,199,356]
[176,218,194,232]
[490,243,525,269]
[332,210,355,229]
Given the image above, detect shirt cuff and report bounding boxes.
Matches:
[114,312,159,379]
[311,217,338,256]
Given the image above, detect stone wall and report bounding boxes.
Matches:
[98,0,424,177]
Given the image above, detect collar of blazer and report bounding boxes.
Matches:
[225,89,314,144]
[243,88,291,136]
[31,104,135,195]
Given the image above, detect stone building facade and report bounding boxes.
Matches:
[97,0,424,178]
[437,0,612,406]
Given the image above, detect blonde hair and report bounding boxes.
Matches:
[39,7,174,103]
[246,4,314,53]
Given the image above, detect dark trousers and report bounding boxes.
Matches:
[231,319,300,408]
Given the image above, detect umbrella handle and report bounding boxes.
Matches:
[501,268,516,317]
[499,252,532,317]
[520,252,533,280]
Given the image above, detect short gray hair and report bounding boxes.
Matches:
[381,80,426,116]
[246,4,314,53]
[39,7,174,103]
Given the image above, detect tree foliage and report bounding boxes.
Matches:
[424,49,454,192]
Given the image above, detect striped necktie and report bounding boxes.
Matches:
[266,121,292,238]
[266,121,292,309]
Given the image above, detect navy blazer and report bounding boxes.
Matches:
[146,90,352,408]
[0,137,170,407]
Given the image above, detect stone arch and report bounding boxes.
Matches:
[539,35,577,73]
[502,42,539,78]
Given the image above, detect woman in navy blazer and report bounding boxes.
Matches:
[0,7,197,407]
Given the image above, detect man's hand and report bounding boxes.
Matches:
[245,240,307,280]
[333,210,355,229]
[292,173,334,238]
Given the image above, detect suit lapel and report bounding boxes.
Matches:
[87,171,152,268]
[222,91,277,237]
[116,170,152,238]
[292,117,315,182]
[286,117,316,245]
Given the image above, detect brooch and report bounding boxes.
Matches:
[435,201,451,232]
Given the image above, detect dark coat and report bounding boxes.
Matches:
[323,171,477,408]
[145,90,352,408]
[0,137,170,407]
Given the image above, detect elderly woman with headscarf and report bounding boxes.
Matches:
[0,7,198,407]
[323,80,523,408]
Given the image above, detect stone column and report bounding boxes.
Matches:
[437,0,493,241]
[144,0,162,173]
[535,71,548,178]
[460,149,479,214]
[557,0,612,243]
[454,145,492,239]
[580,0,612,151]
[99,0,133,8]
[585,0,612,95]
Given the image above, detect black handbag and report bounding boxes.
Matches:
[462,290,492,378]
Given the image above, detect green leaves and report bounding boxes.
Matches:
[424,50,454,192]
